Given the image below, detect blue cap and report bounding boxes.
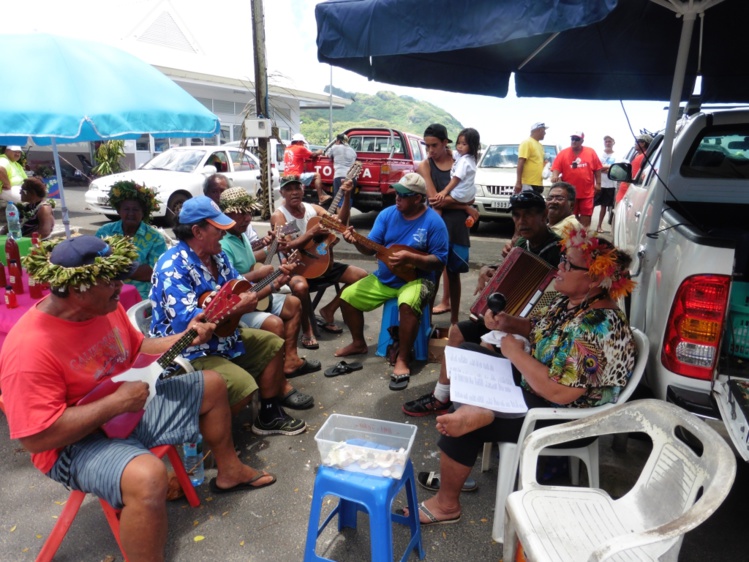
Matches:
[179,196,235,229]
[49,235,139,279]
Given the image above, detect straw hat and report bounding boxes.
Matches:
[219,186,261,214]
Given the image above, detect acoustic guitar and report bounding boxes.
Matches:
[77,279,248,439]
[319,215,427,282]
[295,161,362,279]
[199,250,301,337]
[250,223,299,311]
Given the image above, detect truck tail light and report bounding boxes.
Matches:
[662,274,730,380]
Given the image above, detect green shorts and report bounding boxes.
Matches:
[191,328,283,406]
[340,274,433,316]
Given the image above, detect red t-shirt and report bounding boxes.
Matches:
[283,143,313,176]
[552,146,602,199]
[0,301,144,473]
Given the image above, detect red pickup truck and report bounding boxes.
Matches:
[303,128,426,212]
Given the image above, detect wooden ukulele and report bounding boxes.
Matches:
[320,215,427,282]
[250,223,299,311]
[199,250,301,336]
[295,161,362,279]
[77,280,248,439]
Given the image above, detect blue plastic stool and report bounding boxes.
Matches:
[375,299,432,361]
[304,460,424,562]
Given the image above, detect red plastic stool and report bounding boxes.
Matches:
[35,444,200,562]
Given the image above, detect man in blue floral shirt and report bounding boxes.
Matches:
[149,196,308,436]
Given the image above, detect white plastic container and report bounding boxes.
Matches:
[315,414,417,479]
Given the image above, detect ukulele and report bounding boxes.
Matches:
[251,223,299,311]
[198,250,301,337]
[77,280,248,439]
[319,215,427,282]
[295,161,363,279]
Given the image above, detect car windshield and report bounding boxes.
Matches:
[480,144,557,169]
[142,149,206,173]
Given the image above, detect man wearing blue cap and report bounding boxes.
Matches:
[0,235,277,561]
[150,196,309,436]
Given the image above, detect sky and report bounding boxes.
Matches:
[17,0,669,154]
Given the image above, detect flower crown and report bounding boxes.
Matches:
[560,226,636,300]
[107,180,160,222]
[22,235,139,291]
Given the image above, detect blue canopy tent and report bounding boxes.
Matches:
[316,0,747,328]
[0,33,221,237]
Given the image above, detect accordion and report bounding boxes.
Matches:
[470,247,558,322]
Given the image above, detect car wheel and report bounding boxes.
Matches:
[165,192,190,227]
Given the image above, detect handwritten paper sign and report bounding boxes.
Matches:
[445,346,528,414]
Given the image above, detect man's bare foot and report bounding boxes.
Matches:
[213,466,275,490]
[334,342,369,357]
[432,303,451,315]
[318,307,336,325]
[436,405,495,438]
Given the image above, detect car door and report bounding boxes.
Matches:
[226,149,261,195]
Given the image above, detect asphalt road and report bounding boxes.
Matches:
[0,185,746,561]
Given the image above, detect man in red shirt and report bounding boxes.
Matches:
[551,131,602,229]
[283,133,328,203]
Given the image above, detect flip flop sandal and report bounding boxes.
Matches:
[280,388,315,410]
[417,470,478,493]
[395,502,461,526]
[389,372,410,391]
[208,473,276,494]
[315,315,344,334]
[431,305,451,315]
[324,360,364,377]
[286,358,322,378]
[301,335,319,350]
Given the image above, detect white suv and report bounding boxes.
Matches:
[473,143,559,228]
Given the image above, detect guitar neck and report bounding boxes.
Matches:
[326,184,346,213]
[157,328,198,369]
[251,269,283,294]
[263,238,280,265]
[321,216,387,255]
[326,161,361,214]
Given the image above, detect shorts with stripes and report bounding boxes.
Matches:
[47,371,204,509]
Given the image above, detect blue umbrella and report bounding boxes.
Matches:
[0,33,221,236]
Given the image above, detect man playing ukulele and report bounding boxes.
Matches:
[334,173,448,391]
[271,176,367,349]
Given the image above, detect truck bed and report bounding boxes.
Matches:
[665,201,749,249]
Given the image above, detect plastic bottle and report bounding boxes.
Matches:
[182,434,205,487]
[28,274,44,299]
[465,216,475,228]
[5,201,22,240]
[0,262,5,287]
[4,285,17,308]
[7,258,23,294]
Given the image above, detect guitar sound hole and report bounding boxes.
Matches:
[313,233,328,243]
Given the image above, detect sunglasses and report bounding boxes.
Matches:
[570,136,583,142]
[510,191,545,206]
[559,254,588,272]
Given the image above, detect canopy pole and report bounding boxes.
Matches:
[51,138,71,239]
[629,8,697,329]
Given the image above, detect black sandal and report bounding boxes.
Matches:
[389,372,410,391]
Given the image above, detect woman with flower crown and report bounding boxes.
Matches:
[407,225,637,526]
[95,180,167,299]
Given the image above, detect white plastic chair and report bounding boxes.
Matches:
[504,399,737,562]
[482,328,649,543]
[126,300,194,374]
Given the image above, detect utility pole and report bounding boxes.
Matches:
[251,0,272,219]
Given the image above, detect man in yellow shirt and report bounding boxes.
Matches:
[514,123,548,195]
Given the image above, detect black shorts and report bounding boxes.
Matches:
[594,188,615,208]
[308,261,348,289]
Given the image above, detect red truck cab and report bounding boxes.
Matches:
[303,128,426,212]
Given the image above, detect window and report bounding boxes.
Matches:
[409,138,423,162]
[231,151,257,172]
[681,127,749,179]
[135,134,151,151]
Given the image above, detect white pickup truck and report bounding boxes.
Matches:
[612,108,749,461]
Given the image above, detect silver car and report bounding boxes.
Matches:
[473,143,559,228]
[85,146,266,225]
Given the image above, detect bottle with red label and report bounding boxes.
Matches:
[7,258,23,294]
[5,285,17,308]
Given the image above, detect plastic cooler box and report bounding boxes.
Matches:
[315,414,417,479]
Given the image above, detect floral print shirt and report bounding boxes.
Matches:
[148,241,244,360]
[525,295,636,408]
[96,220,167,300]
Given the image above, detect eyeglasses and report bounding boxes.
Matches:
[545,195,570,202]
[559,254,588,272]
[570,136,582,142]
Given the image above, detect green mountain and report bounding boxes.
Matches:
[299,87,463,146]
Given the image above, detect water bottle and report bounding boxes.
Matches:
[182,434,205,487]
[5,201,22,240]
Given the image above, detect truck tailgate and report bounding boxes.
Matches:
[713,376,749,462]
